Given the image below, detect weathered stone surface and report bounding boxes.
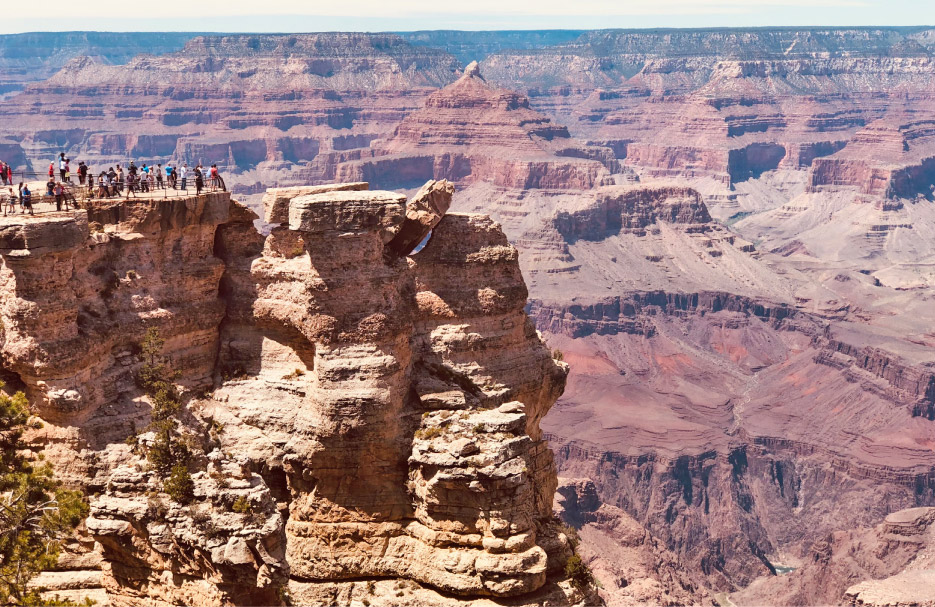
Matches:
[554,478,709,606]
[0,212,89,256]
[262,182,369,224]
[2,183,587,606]
[288,189,406,240]
[844,571,935,607]
[734,507,935,606]
[0,193,230,423]
[88,456,287,607]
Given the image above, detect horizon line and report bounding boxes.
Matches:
[4,24,935,36]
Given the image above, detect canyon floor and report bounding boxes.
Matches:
[2,27,935,606]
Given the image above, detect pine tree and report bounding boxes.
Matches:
[137,328,194,503]
[0,385,89,605]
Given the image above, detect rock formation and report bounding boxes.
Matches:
[334,61,616,190]
[0,33,462,207]
[0,183,590,606]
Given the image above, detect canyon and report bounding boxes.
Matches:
[3,26,935,605]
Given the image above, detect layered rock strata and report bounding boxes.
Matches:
[335,62,616,191]
[0,183,583,606]
[213,181,574,602]
[0,193,230,424]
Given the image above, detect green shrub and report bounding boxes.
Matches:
[564,554,595,592]
[163,463,194,504]
[231,495,253,514]
[136,329,198,501]
[415,426,444,440]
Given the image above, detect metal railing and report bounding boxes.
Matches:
[82,173,227,201]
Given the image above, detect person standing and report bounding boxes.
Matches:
[5,164,11,187]
[59,153,66,182]
[180,164,188,190]
[126,173,137,199]
[48,161,55,180]
[0,162,6,186]
[21,183,33,215]
[54,182,64,211]
[3,187,15,216]
[194,165,204,195]
[156,164,164,189]
[64,159,71,183]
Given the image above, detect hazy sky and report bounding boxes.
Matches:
[2,0,934,34]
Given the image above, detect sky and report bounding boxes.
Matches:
[2,0,934,34]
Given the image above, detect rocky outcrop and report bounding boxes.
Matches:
[816,339,935,418]
[550,186,712,242]
[1,183,586,606]
[87,454,288,607]
[385,179,455,256]
[212,186,574,601]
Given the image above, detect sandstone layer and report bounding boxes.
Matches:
[0,183,590,606]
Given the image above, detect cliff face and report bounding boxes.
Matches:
[0,195,230,424]
[0,183,585,606]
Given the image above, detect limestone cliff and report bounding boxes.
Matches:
[0,183,588,606]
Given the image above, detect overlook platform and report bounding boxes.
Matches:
[0,191,232,257]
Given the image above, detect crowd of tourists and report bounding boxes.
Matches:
[0,152,226,216]
[88,159,225,199]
